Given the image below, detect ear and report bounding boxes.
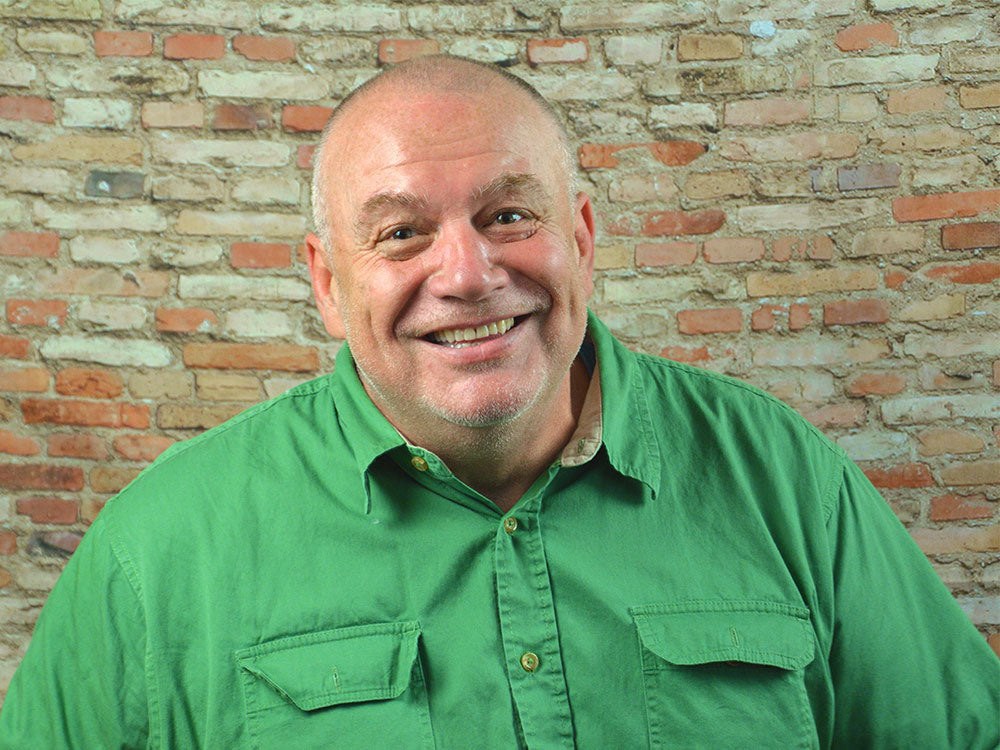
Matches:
[573,192,596,298]
[305,232,347,339]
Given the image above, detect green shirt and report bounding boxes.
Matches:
[2,312,997,749]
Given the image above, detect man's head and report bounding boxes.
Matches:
[305,55,595,446]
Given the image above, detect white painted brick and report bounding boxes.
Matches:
[232,176,300,206]
[151,241,223,267]
[152,137,290,168]
[562,3,707,31]
[737,199,883,232]
[77,300,148,330]
[718,0,850,22]
[175,210,306,237]
[814,54,939,87]
[198,70,328,100]
[837,431,909,461]
[447,38,519,63]
[33,201,167,232]
[16,30,89,54]
[152,173,226,202]
[224,309,294,338]
[178,275,311,301]
[909,15,981,44]
[0,166,74,195]
[649,103,717,128]
[69,236,141,264]
[298,37,373,63]
[529,72,636,101]
[47,64,189,95]
[0,63,36,87]
[62,98,134,129]
[882,395,1000,425]
[904,333,1000,359]
[40,335,172,367]
[261,4,401,31]
[751,30,810,57]
[0,199,26,225]
[409,5,542,32]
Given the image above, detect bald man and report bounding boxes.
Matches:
[1,56,997,749]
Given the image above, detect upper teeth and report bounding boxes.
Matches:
[431,317,515,345]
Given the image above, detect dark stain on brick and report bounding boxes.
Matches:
[85,170,146,199]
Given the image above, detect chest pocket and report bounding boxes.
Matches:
[236,621,434,750]
[631,601,818,750]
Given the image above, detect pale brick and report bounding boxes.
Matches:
[751,29,810,57]
[737,199,882,232]
[594,245,631,270]
[649,103,716,128]
[531,72,636,102]
[752,339,890,367]
[40,336,171,367]
[158,403,247,430]
[604,274,740,304]
[950,51,1000,74]
[116,0,256,27]
[231,176,300,206]
[898,293,965,322]
[912,526,999,556]
[178,275,311,301]
[151,241,223,267]
[849,227,923,257]
[604,36,662,66]
[141,101,203,129]
[298,37,373,63]
[0,63,37,87]
[608,174,676,203]
[911,155,981,188]
[909,16,980,45]
[871,0,948,10]
[62,98,133,129]
[0,166,74,196]
[77,300,147,330]
[678,65,787,96]
[47,64,189,95]
[725,98,809,126]
[814,54,938,87]
[152,138,290,168]
[882,395,1000,425]
[0,200,27,225]
[677,34,743,62]
[128,370,191,399]
[196,372,261,402]
[11,135,142,164]
[685,170,751,200]
[838,93,879,122]
[261,4,400,31]
[941,461,1000,487]
[175,210,306,238]
[917,429,985,457]
[224,309,294,338]
[38,268,168,297]
[876,126,972,153]
[960,83,1000,110]
[16,30,88,54]
[718,0,849,22]
[959,597,999,626]
[69,236,140,264]
[0,0,100,19]
[753,168,813,198]
[643,71,682,97]
[528,38,588,65]
[562,3,707,31]
[747,268,879,296]
[904,333,1000,359]
[151,174,224,203]
[33,202,166,233]
[757,371,835,404]
[886,86,947,114]
[918,364,990,392]
[264,376,312,399]
[837,431,908,461]
[719,132,859,162]
[198,70,329,100]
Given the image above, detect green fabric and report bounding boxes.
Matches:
[1,311,997,749]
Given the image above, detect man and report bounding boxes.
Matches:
[1,55,997,749]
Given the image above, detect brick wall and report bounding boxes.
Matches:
[1,0,999,692]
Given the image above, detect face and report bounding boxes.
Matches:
[306,83,595,443]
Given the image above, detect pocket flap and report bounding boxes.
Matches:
[631,601,813,670]
[236,621,421,711]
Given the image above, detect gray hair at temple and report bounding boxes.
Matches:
[309,54,579,252]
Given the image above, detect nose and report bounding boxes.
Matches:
[425,222,510,301]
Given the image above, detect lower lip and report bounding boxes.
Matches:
[422,318,527,363]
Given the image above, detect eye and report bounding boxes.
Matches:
[494,211,524,226]
[390,227,415,241]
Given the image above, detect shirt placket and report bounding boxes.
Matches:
[494,475,575,749]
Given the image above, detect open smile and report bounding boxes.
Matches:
[426,316,527,348]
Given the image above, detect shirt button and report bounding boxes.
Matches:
[411,456,428,472]
[520,652,539,672]
[503,516,518,534]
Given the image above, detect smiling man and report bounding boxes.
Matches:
[1,56,997,749]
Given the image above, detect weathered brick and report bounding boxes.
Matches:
[579,141,705,169]
[702,237,764,263]
[913,526,1000,556]
[846,372,907,396]
[155,308,219,333]
[0,96,55,123]
[7,299,67,328]
[0,165,74,195]
[40,336,170,367]
[898,293,965,321]
[17,30,89,54]
[176,210,305,237]
[129,370,192,399]
[1,231,59,258]
[684,170,751,200]
[724,98,809,126]
[152,175,225,203]
[886,86,946,114]
[635,241,698,266]
[224,309,294,338]
[917,429,985,457]
[83,171,144,200]
[213,103,272,131]
[930,494,993,522]
[63,97,134,129]
[649,103,717,128]
[771,235,834,262]
[719,132,858,162]
[814,54,938,87]
[0,429,40,456]
[837,164,900,191]
[677,308,741,335]
[154,138,288,167]
[447,39,519,64]
[864,463,934,489]
[33,203,166,233]
[905,332,1000,359]
[924,262,1000,285]
[183,343,319,372]
[47,62,189,95]
[838,431,907,463]
[741,198,882,232]
[48,433,107,459]
[77,300,146,331]
[22,399,150,428]
[660,345,711,362]
[178,275,311,301]
[232,35,295,62]
[281,105,332,132]
[11,134,143,164]
[959,83,1000,110]
[894,189,1000,222]
[824,299,889,326]
[677,34,742,61]
[940,461,1000,487]
[229,242,292,269]
[164,33,225,60]
[38,268,169,297]
[93,30,153,57]
[882,395,1000,424]
[157,403,247,430]
[196,372,261,401]
[0,464,83,491]
[375,38,441,64]
[90,466,141,494]
[231,176,299,206]
[608,174,676,203]
[0,335,30,359]
[849,227,923,256]
[113,434,176,462]
[0,531,16,555]
[941,222,1000,250]
[752,339,889,367]
[527,38,588,65]
[0,62,37,87]
[593,244,631,270]
[835,22,898,51]
[54,368,123,399]
[17,497,77,524]
[198,70,328,100]
[0,367,49,392]
[296,145,315,169]
[642,210,725,236]
[141,101,203,129]
[604,35,661,65]
[801,403,866,429]
[877,126,972,154]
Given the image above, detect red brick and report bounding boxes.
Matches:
[677,308,741,335]
[635,241,698,266]
[0,569,10,587]
[281,106,333,133]
[378,39,441,64]
[703,237,763,263]
[864,463,934,489]
[773,235,834,262]
[660,345,710,362]
[789,304,811,330]
[55,368,123,399]
[925,263,1000,285]
[824,299,889,326]
[94,30,154,57]
[724,98,809,126]
[183,343,319,372]
[0,335,30,359]
[990,633,1000,660]
[114,434,176,462]
[0,531,16,555]
[0,429,40,456]
[0,96,55,123]
[751,305,780,331]
[22,399,149,428]
[579,141,706,169]
[48,433,108,460]
[230,242,292,268]
[802,403,866,428]
[930,493,993,521]
[0,464,84,491]
[6,299,68,327]
[941,222,1000,250]
[642,209,725,236]
[893,189,1000,222]
[232,34,295,61]
[164,33,225,60]
[0,367,49,392]
[90,466,141,494]
[885,269,908,289]
[835,23,898,52]
[526,38,589,65]
[17,497,78,524]
[155,307,219,333]
[846,372,907,396]
[296,144,315,169]
[213,103,272,130]
[1,231,59,258]
[39,531,83,554]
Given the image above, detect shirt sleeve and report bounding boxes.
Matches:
[826,456,1000,749]
[0,513,152,749]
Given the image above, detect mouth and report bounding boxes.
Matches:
[425,316,526,348]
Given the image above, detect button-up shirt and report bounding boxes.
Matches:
[2,311,997,749]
